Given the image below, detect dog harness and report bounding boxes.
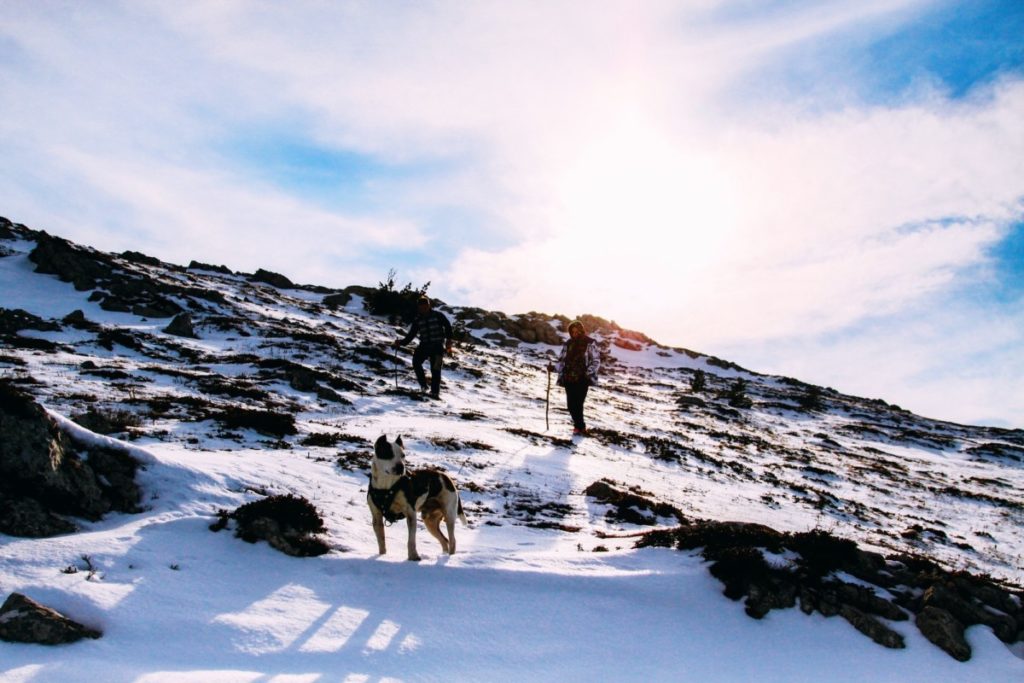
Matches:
[368,476,410,523]
[368,469,448,524]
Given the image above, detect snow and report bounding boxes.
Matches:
[3,437,1020,683]
[1,229,1023,681]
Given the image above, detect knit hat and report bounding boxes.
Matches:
[567,320,585,334]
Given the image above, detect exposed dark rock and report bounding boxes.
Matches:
[250,268,295,289]
[0,593,101,645]
[211,407,297,438]
[0,495,76,536]
[0,308,60,335]
[164,313,197,338]
[921,582,1017,643]
[62,309,98,331]
[840,605,905,649]
[0,216,18,240]
[120,250,162,267]
[0,380,141,535]
[188,260,234,275]
[323,292,352,308]
[584,479,687,525]
[635,518,1023,661]
[676,395,707,409]
[29,232,113,290]
[917,606,971,661]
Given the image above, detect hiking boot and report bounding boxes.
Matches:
[573,427,588,436]
[429,391,440,400]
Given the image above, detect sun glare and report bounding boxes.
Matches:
[551,109,739,311]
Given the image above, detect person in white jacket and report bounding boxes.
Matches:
[548,320,600,435]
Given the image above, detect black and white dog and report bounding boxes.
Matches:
[368,435,467,561]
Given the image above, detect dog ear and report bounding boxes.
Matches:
[374,434,394,460]
[395,435,404,448]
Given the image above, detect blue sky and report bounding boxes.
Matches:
[1,1,1022,427]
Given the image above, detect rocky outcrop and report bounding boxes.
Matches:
[0,593,101,645]
[28,233,224,317]
[62,309,99,331]
[0,380,142,537]
[463,309,562,346]
[29,232,114,291]
[635,519,1024,661]
[323,291,353,308]
[585,479,687,526]
[188,260,234,275]
[0,216,20,240]
[250,268,295,289]
[0,308,60,335]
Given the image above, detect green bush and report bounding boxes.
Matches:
[363,269,430,323]
[691,369,707,393]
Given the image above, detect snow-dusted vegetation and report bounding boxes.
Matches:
[2,216,1022,681]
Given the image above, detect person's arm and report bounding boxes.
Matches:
[586,341,600,384]
[440,312,454,352]
[395,319,419,347]
[554,343,568,374]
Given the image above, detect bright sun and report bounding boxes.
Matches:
[554,109,739,282]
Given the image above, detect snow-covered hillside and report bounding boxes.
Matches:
[1,216,1022,682]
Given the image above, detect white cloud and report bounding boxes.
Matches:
[1,1,1022,425]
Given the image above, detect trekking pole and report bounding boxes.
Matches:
[393,344,399,390]
[545,363,551,431]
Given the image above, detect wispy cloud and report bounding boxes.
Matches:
[0,1,1021,425]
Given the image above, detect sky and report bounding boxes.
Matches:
[1,0,1022,427]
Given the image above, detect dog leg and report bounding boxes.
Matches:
[371,509,386,555]
[406,513,421,561]
[445,514,457,555]
[423,510,450,554]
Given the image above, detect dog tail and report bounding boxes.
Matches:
[457,493,467,525]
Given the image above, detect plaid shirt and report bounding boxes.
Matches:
[400,310,452,349]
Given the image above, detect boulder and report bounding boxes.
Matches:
[0,380,141,535]
[840,605,905,649]
[164,313,198,338]
[62,309,98,331]
[250,269,295,289]
[0,593,101,644]
[916,606,971,661]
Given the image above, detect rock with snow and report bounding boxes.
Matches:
[0,380,141,535]
[0,593,101,645]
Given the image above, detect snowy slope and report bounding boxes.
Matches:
[1,218,1022,682]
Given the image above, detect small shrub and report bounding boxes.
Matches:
[363,269,430,322]
[690,369,707,393]
[725,378,753,409]
[215,407,297,437]
[72,408,142,434]
[226,494,329,557]
[798,386,825,412]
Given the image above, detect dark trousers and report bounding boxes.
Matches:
[564,381,590,430]
[413,345,444,396]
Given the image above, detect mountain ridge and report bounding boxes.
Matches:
[2,213,1023,671]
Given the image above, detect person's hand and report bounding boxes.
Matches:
[445,343,454,355]
[546,362,554,372]
[392,340,401,349]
